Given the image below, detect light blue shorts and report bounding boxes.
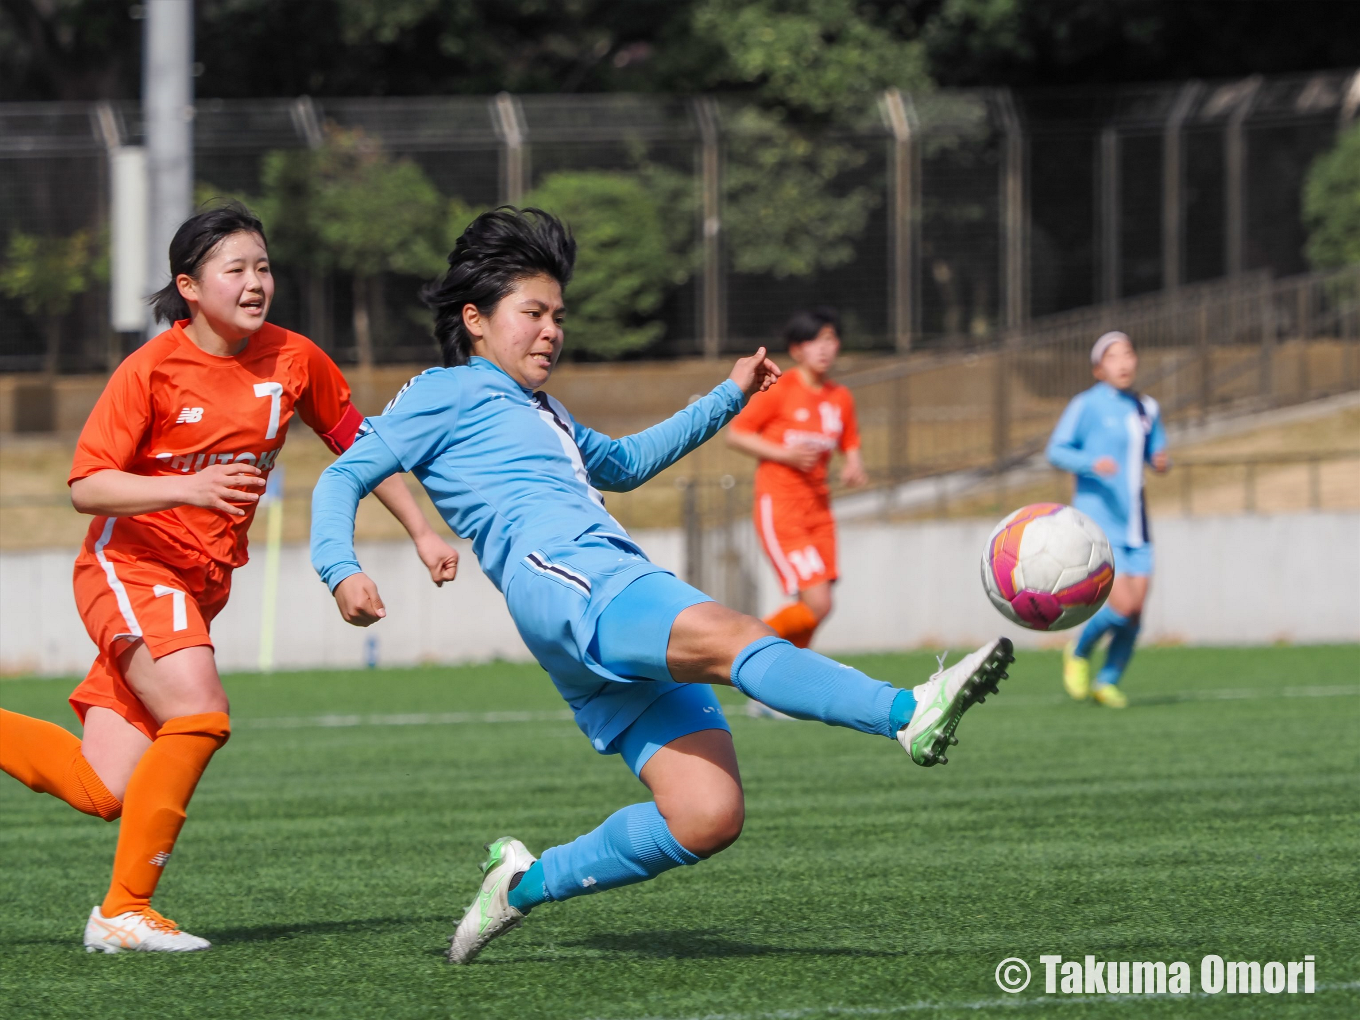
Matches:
[1112,542,1154,577]
[590,570,727,772]
[509,555,726,763]
[614,683,729,776]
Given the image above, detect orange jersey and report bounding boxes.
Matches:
[69,320,362,571]
[730,369,860,502]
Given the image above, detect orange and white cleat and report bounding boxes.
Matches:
[83,905,211,954]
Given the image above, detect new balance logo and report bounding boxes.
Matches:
[176,407,205,424]
[149,851,171,867]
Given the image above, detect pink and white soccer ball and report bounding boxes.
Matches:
[980,503,1115,631]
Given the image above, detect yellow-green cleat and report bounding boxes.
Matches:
[1062,640,1092,701]
[447,836,536,964]
[897,638,1014,766]
[1091,682,1128,709]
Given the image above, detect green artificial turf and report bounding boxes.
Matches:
[2,645,1358,1019]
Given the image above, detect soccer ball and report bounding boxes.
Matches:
[981,503,1114,631]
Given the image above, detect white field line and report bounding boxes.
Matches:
[235,685,1358,731]
[582,981,1360,1020]
[241,709,575,730]
[993,683,1360,708]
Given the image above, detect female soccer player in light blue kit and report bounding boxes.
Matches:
[1047,331,1169,708]
[310,208,1013,963]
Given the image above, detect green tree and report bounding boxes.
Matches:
[1303,123,1360,270]
[205,126,480,365]
[693,0,929,280]
[309,126,453,367]
[0,228,104,372]
[525,166,694,358]
[223,126,463,368]
[695,0,923,120]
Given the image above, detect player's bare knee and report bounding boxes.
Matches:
[677,797,745,858]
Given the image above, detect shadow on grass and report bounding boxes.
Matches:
[211,915,445,945]
[569,930,907,960]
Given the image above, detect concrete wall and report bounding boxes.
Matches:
[1,516,1354,677]
[803,513,1360,652]
[0,530,682,677]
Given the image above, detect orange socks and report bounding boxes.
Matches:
[763,601,821,649]
[0,709,122,821]
[102,711,230,917]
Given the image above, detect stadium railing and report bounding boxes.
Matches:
[1,69,1356,371]
[673,264,1358,610]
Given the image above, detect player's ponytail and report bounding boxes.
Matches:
[147,201,268,324]
[423,207,576,367]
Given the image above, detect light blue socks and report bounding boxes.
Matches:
[507,859,548,913]
[730,636,910,738]
[1075,604,1129,659]
[515,802,700,912]
[509,639,915,917]
[1096,615,1142,687]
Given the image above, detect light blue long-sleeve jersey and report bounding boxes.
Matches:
[310,356,746,594]
[1045,381,1166,548]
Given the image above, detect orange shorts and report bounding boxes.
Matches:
[754,491,838,596]
[69,549,232,740]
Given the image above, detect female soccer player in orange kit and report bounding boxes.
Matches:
[0,203,457,953]
[727,306,868,650]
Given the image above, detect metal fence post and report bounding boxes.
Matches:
[1344,70,1360,126]
[1297,278,1311,341]
[679,478,702,590]
[997,90,1028,330]
[492,92,529,205]
[890,372,909,483]
[992,345,1010,467]
[1198,298,1211,422]
[883,88,917,352]
[1260,285,1274,405]
[693,98,724,359]
[142,0,195,338]
[1162,82,1200,291]
[1096,126,1121,304]
[289,96,324,149]
[1224,76,1262,278]
[290,97,330,351]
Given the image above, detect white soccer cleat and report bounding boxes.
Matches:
[744,699,795,720]
[897,638,1014,767]
[83,905,211,954]
[447,836,537,964]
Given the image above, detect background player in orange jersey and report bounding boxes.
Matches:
[0,203,457,954]
[728,306,868,652]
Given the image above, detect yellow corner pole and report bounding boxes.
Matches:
[257,465,284,673]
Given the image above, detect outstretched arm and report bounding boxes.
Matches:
[581,348,781,491]
[311,431,405,626]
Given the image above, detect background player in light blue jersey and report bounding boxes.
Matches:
[1047,331,1169,708]
[310,208,1014,963]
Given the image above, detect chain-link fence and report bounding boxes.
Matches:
[1,69,1355,372]
[679,264,1360,611]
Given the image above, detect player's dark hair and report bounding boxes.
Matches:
[147,200,268,324]
[783,305,840,349]
[423,207,576,367]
